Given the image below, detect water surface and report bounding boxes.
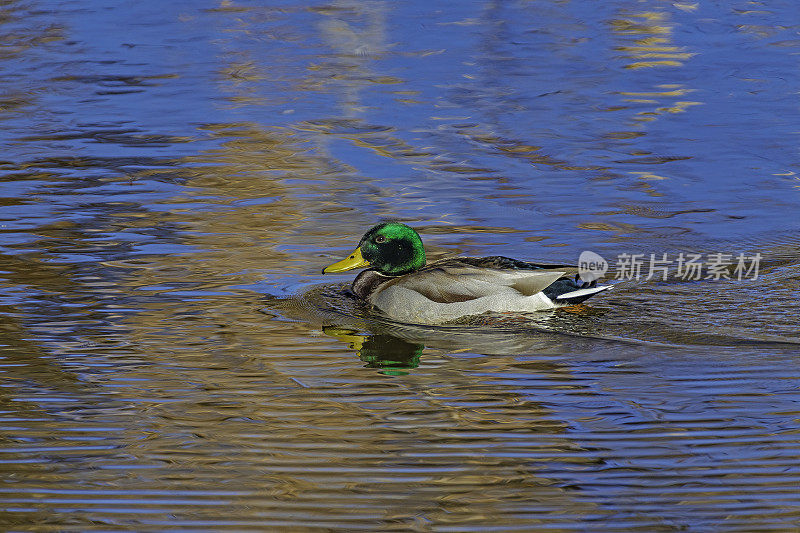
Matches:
[1,1,799,530]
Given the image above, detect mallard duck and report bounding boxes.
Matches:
[322,222,610,324]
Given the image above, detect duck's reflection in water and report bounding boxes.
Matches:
[266,282,664,372]
[323,326,423,374]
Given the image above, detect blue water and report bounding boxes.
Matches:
[1,1,799,530]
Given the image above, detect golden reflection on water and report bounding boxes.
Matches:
[609,8,703,132]
[610,11,692,69]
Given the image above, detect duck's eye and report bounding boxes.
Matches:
[375,235,386,243]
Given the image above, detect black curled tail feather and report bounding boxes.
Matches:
[543,276,607,305]
[542,278,581,300]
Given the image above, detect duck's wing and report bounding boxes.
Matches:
[378,258,567,304]
[454,256,579,277]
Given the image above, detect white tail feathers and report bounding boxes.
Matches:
[554,285,612,301]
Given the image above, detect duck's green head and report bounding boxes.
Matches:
[322,222,426,276]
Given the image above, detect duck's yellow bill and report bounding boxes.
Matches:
[322,246,370,274]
